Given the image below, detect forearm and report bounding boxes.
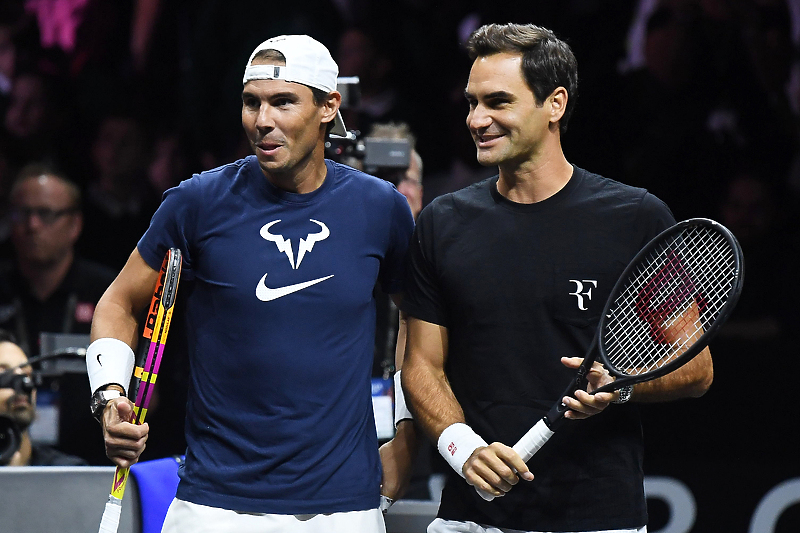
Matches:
[630,347,713,402]
[401,355,464,440]
[91,292,142,348]
[379,420,421,500]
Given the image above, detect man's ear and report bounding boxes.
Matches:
[548,86,568,124]
[321,91,342,126]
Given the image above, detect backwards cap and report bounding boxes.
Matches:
[243,35,346,136]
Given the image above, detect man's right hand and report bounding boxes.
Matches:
[463,442,534,498]
[102,398,148,468]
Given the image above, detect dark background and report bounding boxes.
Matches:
[1,1,798,531]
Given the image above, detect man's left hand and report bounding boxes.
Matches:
[559,357,618,419]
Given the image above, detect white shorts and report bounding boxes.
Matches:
[427,518,647,533]
[161,498,386,533]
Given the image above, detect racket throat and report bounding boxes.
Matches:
[544,371,587,431]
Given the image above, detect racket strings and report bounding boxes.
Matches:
[602,226,736,376]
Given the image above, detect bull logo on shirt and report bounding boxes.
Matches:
[260,219,330,269]
[255,219,334,302]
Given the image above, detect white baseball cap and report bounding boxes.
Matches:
[243,34,347,136]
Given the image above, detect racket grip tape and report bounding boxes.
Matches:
[98,496,123,533]
[513,418,555,462]
[474,419,555,502]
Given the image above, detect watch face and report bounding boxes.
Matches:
[91,390,121,418]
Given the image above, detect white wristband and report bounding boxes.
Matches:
[393,371,413,427]
[437,423,488,479]
[86,338,135,396]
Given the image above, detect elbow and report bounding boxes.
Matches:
[689,367,714,398]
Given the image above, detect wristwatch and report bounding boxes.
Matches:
[90,388,122,421]
[613,385,633,404]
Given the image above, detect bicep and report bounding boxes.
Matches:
[92,248,161,345]
[404,316,448,375]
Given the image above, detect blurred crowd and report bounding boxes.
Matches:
[0,0,798,489]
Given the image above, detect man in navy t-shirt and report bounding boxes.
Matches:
[85,34,414,533]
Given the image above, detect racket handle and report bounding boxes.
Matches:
[513,418,555,462]
[98,495,123,533]
[474,419,555,502]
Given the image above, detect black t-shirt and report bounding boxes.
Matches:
[0,257,117,356]
[402,166,675,531]
[30,443,88,466]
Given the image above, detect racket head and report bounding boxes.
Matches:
[130,248,182,414]
[596,218,744,389]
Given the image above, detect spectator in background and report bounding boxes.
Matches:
[0,164,116,355]
[0,329,87,465]
[146,127,196,199]
[0,16,17,115]
[615,0,796,220]
[2,70,80,177]
[0,164,116,465]
[335,26,413,136]
[78,112,159,270]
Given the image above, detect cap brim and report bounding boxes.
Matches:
[330,110,347,136]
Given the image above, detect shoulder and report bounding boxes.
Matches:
[576,167,648,202]
[574,166,673,217]
[418,176,496,225]
[327,159,409,211]
[164,157,255,201]
[328,160,396,195]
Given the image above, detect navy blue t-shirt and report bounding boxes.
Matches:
[137,156,414,514]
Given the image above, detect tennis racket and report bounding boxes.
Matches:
[478,218,744,500]
[98,248,182,533]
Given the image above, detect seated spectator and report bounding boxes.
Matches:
[77,112,160,270]
[0,329,86,466]
[0,164,117,465]
[0,163,116,355]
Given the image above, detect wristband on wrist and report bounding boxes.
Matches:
[393,371,413,427]
[437,422,488,479]
[86,338,135,396]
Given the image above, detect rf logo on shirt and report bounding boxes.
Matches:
[568,279,597,310]
[255,219,335,301]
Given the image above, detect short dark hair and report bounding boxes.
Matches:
[11,163,82,210]
[250,49,334,133]
[466,23,578,134]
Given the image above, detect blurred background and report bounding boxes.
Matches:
[0,0,798,531]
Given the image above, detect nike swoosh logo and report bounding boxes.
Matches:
[97,353,102,366]
[255,273,334,302]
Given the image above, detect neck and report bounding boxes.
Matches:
[496,148,572,204]
[17,250,74,301]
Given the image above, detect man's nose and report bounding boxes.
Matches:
[467,105,491,131]
[255,105,276,131]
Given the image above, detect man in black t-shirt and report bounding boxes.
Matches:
[0,164,116,356]
[399,23,714,533]
[0,164,117,465]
